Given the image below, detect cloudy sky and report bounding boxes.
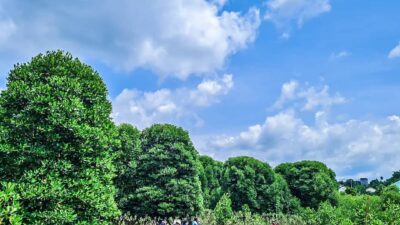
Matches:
[1,0,400,180]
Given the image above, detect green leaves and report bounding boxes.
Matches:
[214,193,233,224]
[131,124,204,218]
[0,183,22,225]
[221,156,298,214]
[0,51,119,224]
[275,160,338,209]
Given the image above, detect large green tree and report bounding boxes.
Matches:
[275,160,338,209]
[0,51,119,224]
[132,124,203,218]
[114,124,141,213]
[222,156,298,214]
[199,155,224,209]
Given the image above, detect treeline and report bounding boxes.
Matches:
[0,51,399,225]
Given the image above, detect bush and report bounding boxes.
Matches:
[214,193,233,224]
[0,183,22,225]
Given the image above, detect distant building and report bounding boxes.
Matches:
[360,178,368,186]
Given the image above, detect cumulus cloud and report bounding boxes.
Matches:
[265,0,331,36]
[388,42,400,59]
[0,0,260,79]
[197,81,400,179]
[112,74,234,128]
[273,80,346,111]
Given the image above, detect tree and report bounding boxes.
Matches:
[214,193,233,225]
[114,124,141,213]
[222,156,297,214]
[266,173,301,214]
[132,124,203,218]
[275,160,338,209]
[385,171,400,185]
[199,155,224,209]
[0,51,119,224]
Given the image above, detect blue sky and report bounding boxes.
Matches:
[0,0,400,180]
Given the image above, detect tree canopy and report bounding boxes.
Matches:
[0,51,119,224]
[275,160,338,209]
[199,155,224,209]
[132,124,204,218]
[114,123,141,213]
[222,156,298,214]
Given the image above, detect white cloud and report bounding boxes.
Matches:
[112,74,234,128]
[265,0,331,36]
[388,42,400,59]
[330,51,351,60]
[273,80,346,111]
[190,74,233,106]
[0,0,260,79]
[197,81,400,179]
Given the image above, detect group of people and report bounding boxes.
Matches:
[157,218,199,225]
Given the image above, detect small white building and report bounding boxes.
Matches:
[366,187,376,194]
[339,185,347,193]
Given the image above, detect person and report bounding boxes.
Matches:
[192,218,199,225]
[182,219,188,225]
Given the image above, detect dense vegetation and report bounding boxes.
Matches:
[0,51,399,224]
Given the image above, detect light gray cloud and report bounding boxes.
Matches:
[0,0,260,79]
[112,74,233,129]
[196,81,400,180]
[265,0,331,37]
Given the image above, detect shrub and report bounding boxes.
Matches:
[0,183,22,225]
[214,193,233,224]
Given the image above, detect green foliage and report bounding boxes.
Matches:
[214,193,233,224]
[222,156,273,212]
[298,194,400,225]
[381,200,400,225]
[0,183,22,225]
[380,185,400,205]
[275,160,338,209]
[0,51,119,224]
[266,173,301,214]
[385,170,400,185]
[199,155,224,209]
[114,124,141,213]
[222,156,298,214]
[132,124,203,218]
